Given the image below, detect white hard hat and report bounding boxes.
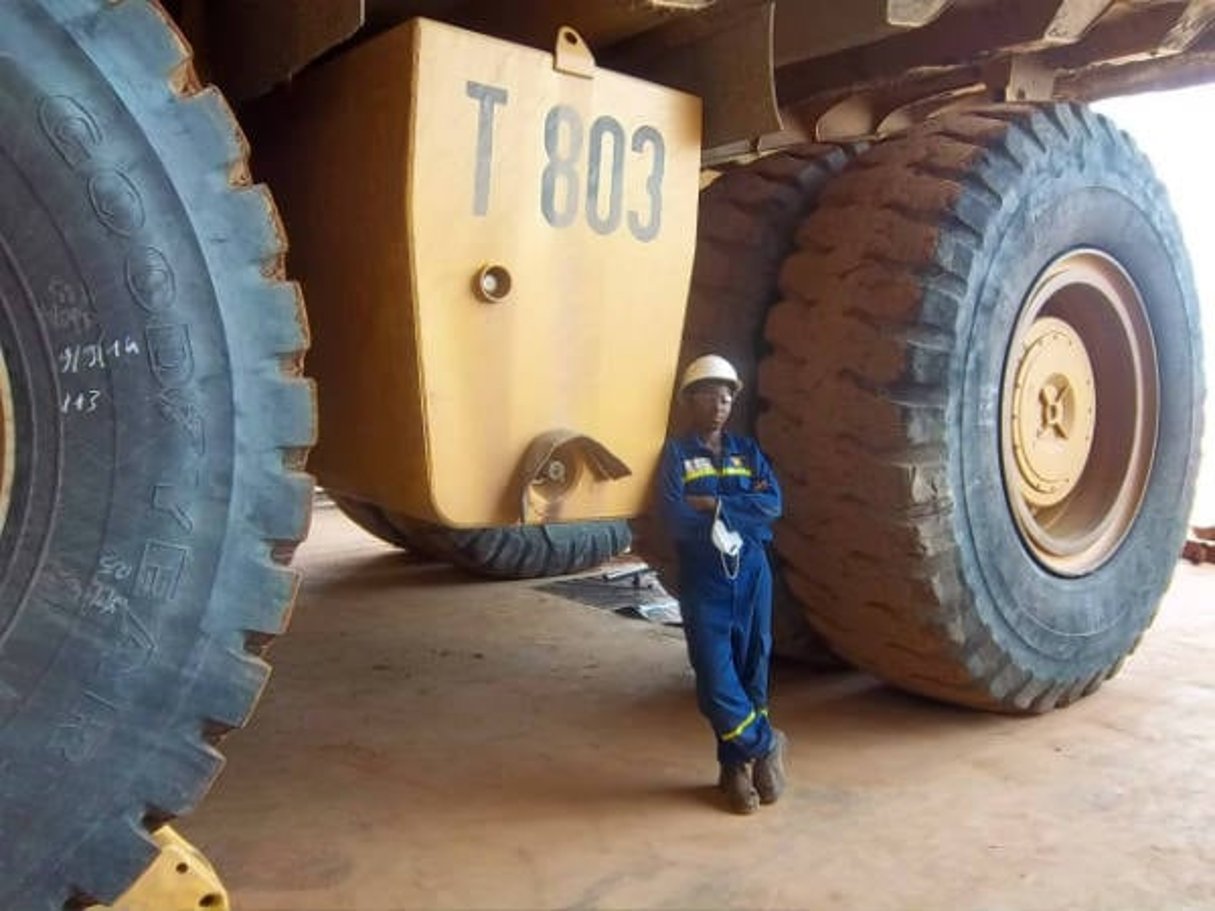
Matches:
[679,354,742,396]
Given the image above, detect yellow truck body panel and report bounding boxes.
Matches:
[257,19,701,525]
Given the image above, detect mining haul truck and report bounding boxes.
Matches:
[1,0,1209,906]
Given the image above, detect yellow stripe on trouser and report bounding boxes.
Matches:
[720,709,758,742]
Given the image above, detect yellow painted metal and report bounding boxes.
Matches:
[89,826,228,911]
[1000,250,1159,577]
[261,19,701,526]
[1008,316,1096,508]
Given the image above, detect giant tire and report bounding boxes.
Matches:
[635,145,856,664]
[407,519,632,579]
[330,493,631,579]
[0,2,314,908]
[681,145,860,433]
[760,103,1204,711]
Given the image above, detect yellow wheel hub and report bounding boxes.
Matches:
[1000,250,1159,577]
[1009,316,1096,508]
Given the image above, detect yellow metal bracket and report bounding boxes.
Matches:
[518,430,631,522]
[90,826,229,911]
[553,26,596,78]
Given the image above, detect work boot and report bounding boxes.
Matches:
[717,762,760,815]
[753,729,787,805]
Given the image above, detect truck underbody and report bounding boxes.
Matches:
[175,0,1215,151]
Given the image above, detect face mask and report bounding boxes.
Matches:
[711,502,743,581]
[711,514,743,558]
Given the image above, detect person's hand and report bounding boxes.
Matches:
[753,480,770,492]
[686,495,717,513]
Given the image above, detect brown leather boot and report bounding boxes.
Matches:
[753,729,787,805]
[718,762,760,815]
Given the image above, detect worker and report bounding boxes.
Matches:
[658,354,786,814]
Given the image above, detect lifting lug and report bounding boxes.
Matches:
[89,826,228,911]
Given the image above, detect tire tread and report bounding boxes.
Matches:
[18,3,315,906]
[761,102,1194,712]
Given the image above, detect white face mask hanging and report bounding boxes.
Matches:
[711,500,743,580]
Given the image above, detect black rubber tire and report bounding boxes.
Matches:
[634,145,857,664]
[0,3,314,908]
[407,520,633,580]
[681,145,861,433]
[759,103,1204,712]
[330,493,630,579]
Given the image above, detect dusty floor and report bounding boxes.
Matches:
[181,507,1215,911]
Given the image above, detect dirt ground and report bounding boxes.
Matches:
[180,506,1215,911]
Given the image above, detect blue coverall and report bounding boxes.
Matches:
[658,432,783,767]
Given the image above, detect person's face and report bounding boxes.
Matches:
[686,381,735,434]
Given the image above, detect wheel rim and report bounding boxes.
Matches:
[1000,249,1159,577]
